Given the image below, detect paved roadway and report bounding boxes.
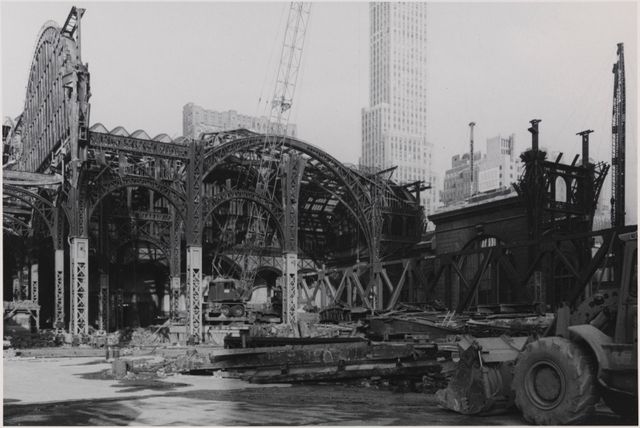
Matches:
[3,356,629,425]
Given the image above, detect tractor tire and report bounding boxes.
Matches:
[230,305,245,318]
[602,390,638,422]
[220,305,231,317]
[512,337,599,425]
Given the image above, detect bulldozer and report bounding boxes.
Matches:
[203,277,282,324]
[437,230,637,424]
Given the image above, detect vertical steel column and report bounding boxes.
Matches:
[54,249,65,328]
[52,207,66,329]
[368,173,384,311]
[171,276,181,320]
[187,246,202,337]
[283,253,299,324]
[30,263,39,304]
[20,265,29,300]
[371,262,384,310]
[282,154,306,325]
[319,266,327,308]
[12,276,20,300]
[97,203,109,332]
[98,273,109,331]
[186,139,204,338]
[169,207,182,322]
[70,237,89,334]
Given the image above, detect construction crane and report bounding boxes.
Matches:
[242,2,311,323]
[211,3,311,323]
[611,42,626,228]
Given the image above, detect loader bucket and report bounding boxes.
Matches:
[436,335,528,415]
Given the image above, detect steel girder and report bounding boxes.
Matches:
[89,131,190,160]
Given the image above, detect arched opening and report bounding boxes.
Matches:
[88,183,177,330]
[109,242,169,329]
[555,176,567,203]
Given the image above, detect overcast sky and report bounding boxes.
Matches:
[1,1,637,221]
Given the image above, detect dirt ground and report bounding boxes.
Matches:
[3,354,629,426]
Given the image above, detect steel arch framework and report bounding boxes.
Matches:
[3,6,426,336]
[203,135,377,260]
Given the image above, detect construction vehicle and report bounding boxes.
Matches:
[437,230,637,424]
[203,278,282,324]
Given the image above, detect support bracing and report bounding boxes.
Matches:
[54,249,65,328]
[70,237,89,334]
[187,246,203,339]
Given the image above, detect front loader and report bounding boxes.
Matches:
[437,230,637,424]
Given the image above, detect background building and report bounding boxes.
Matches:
[183,102,297,138]
[441,134,521,207]
[440,152,482,206]
[360,2,437,218]
[477,134,519,193]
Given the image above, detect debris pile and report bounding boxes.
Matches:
[366,307,552,340]
[6,330,66,349]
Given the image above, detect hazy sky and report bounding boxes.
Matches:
[2,1,637,220]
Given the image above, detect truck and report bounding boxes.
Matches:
[438,230,637,424]
[203,278,282,324]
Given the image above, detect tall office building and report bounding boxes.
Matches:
[183,103,297,139]
[360,2,436,217]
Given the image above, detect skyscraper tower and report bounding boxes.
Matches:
[361,2,436,216]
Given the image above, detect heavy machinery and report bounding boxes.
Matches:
[437,230,637,424]
[203,278,282,324]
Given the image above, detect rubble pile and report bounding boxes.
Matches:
[128,325,170,346]
[366,307,553,340]
[7,330,66,349]
[354,369,450,394]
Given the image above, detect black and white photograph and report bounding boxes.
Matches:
[2,1,637,425]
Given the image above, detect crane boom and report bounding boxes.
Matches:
[235,3,311,316]
[611,43,626,228]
